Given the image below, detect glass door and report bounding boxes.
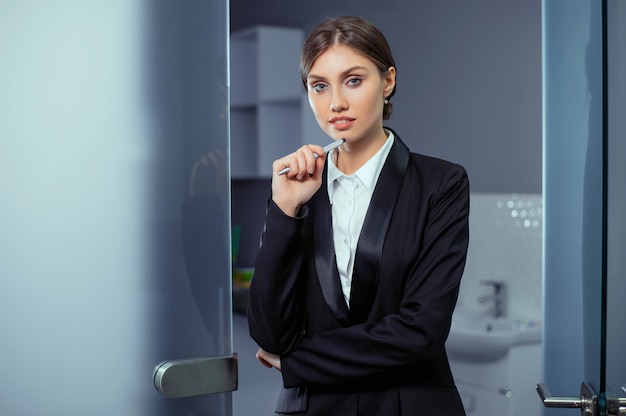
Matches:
[541,0,625,414]
[604,0,626,413]
[0,1,233,415]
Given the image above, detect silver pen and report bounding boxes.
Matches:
[278,139,345,175]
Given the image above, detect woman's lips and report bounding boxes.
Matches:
[329,117,355,130]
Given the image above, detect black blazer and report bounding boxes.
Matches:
[248,131,469,416]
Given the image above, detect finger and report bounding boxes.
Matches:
[291,145,318,178]
[310,153,326,180]
[259,357,273,368]
[274,157,294,177]
[255,351,273,368]
[292,150,311,180]
[274,145,322,178]
[308,144,329,174]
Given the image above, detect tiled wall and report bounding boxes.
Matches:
[455,193,543,323]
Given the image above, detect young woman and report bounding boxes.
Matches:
[247,16,469,416]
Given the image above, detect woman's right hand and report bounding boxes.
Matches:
[271,144,327,217]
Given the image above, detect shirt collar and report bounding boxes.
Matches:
[327,130,395,204]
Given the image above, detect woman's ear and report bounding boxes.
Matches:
[383,66,396,97]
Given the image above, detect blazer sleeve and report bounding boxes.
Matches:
[247,200,310,354]
[280,163,470,388]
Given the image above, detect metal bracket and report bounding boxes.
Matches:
[154,354,238,398]
[605,386,626,416]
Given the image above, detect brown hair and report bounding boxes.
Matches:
[300,16,397,120]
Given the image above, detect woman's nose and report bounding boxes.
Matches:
[330,91,347,112]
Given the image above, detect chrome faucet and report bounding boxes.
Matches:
[477,280,507,318]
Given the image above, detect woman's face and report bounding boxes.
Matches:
[306,44,396,145]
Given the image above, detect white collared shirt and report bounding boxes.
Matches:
[327,131,395,307]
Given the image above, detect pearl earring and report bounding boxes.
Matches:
[384,99,389,104]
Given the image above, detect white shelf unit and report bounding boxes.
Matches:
[230,26,306,178]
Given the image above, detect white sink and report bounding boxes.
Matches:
[445,312,541,362]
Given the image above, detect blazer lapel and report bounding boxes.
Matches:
[349,134,410,323]
[314,164,351,325]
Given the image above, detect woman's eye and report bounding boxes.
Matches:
[346,77,361,87]
[312,83,327,92]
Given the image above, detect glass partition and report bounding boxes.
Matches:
[0,1,232,414]
[543,0,626,414]
[605,0,626,407]
[542,0,604,414]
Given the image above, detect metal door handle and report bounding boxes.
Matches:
[154,354,238,398]
[536,382,597,415]
[536,383,583,408]
[538,381,626,415]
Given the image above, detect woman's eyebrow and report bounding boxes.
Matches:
[307,65,369,83]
